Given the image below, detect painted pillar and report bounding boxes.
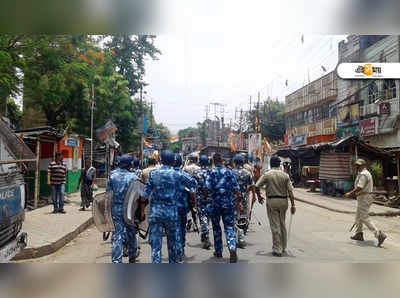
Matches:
[57,135,83,194]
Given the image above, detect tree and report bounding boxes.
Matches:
[104,35,161,96]
[0,35,26,114]
[258,100,286,142]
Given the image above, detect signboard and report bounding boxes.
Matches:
[248,133,262,159]
[97,120,117,142]
[379,102,391,115]
[65,138,79,147]
[360,117,378,137]
[337,104,359,128]
[289,134,307,147]
[336,126,359,138]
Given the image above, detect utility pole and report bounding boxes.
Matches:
[257,92,260,133]
[90,84,94,167]
[140,86,144,165]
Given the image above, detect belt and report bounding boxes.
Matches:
[268,196,287,199]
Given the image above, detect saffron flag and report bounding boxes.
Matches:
[170,136,179,144]
[230,133,236,152]
[143,139,152,148]
[263,137,271,153]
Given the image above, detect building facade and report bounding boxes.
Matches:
[285,71,338,147]
[336,35,400,148]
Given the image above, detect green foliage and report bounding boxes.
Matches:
[0,34,163,153]
[258,100,285,142]
[104,35,161,96]
[169,142,180,153]
[369,161,383,187]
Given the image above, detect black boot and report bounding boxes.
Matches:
[229,249,238,263]
[237,239,246,249]
[202,236,211,249]
[377,231,387,247]
[213,251,222,258]
[350,232,364,241]
[123,244,128,257]
[129,258,136,263]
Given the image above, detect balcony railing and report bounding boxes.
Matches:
[360,103,378,117]
[360,99,400,117]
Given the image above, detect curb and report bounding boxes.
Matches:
[295,197,400,217]
[12,217,94,261]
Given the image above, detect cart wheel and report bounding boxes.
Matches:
[103,232,110,241]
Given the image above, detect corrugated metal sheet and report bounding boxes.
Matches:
[319,153,352,180]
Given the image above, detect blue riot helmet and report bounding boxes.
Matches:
[233,154,244,165]
[199,155,209,167]
[174,153,183,167]
[161,150,175,166]
[117,154,134,169]
[133,158,140,168]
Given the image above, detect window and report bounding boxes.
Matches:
[383,79,396,100]
[368,81,378,104]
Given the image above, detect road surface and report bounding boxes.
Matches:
[20,200,400,263]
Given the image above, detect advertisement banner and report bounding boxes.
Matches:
[336,126,359,138]
[379,102,391,115]
[97,120,117,142]
[248,133,262,159]
[337,104,359,128]
[289,134,307,147]
[360,117,378,137]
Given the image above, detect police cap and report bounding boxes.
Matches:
[161,150,175,165]
[233,154,244,165]
[174,153,183,167]
[199,155,209,166]
[117,154,134,168]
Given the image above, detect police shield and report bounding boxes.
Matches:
[123,180,149,233]
[92,191,115,233]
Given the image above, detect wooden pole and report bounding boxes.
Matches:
[397,155,400,194]
[34,139,41,209]
[0,159,37,165]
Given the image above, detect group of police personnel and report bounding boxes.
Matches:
[106,149,297,263]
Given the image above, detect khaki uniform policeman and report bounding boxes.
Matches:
[345,159,387,246]
[183,155,201,176]
[255,156,296,257]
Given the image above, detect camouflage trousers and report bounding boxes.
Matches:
[111,209,137,263]
[197,197,210,239]
[355,195,379,237]
[149,220,178,263]
[176,208,188,258]
[210,208,236,255]
[235,194,250,243]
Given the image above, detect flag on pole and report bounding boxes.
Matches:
[263,137,271,153]
[170,136,179,144]
[230,133,236,152]
[143,139,152,148]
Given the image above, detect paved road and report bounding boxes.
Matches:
[20,200,400,263]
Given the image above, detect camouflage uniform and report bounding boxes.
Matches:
[205,166,240,255]
[232,166,253,242]
[174,167,197,259]
[106,168,139,263]
[193,167,211,241]
[142,165,194,263]
[131,168,142,180]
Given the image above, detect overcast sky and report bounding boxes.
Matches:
[140,1,350,134]
[144,33,346,135]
